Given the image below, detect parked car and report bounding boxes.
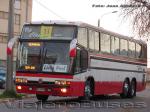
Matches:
[0,69,6,89]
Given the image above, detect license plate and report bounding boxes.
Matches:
[37,88,45,92]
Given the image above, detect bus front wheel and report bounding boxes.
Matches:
[83,80,94,100]
[36,94,49,101]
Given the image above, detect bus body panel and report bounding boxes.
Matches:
[15,52,146,96]
[16,72,85,96]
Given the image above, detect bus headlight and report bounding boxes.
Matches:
[61,88,67,93]
[16,78,28,83]
[17,86,22,90]
[55,80,70,85]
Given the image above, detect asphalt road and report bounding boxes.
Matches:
[0,85,150,112]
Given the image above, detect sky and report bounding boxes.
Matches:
[32,0,150,67]
[32,0,133,37]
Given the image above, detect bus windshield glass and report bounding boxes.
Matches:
[17,41,70,73]
[21,25,75,40]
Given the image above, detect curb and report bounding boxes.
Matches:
[0,95,35,103]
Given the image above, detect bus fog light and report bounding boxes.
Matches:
[16,78,28,83]
[17,86,22,90]
[48,89,51,92]
[29,87,32,90]
[61,88,67,93]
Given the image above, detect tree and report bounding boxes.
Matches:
[121,0,150,38]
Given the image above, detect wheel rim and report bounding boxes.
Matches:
[131,82,135,96]
[85,83,92,98]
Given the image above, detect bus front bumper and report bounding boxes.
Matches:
[15,82,84,97]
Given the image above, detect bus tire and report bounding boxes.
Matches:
[128,80,136,98]
[83,80,94,100]
[120,79,130,98]
[36,94,49,101]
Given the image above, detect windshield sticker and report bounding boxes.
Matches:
[54,65,68,72]
[28,32,40,39]
[42,64,54,72]
[40,26,53,39]
[42,64,67,72]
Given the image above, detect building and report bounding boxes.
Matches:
[0,0,32,68]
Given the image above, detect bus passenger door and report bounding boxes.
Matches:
[73,48,88,96]
[74,48,88,73]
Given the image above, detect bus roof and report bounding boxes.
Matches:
[26,20,147,46]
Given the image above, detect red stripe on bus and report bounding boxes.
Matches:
[94,81,123,95]
[90,53,147,65]
[16,73,73,79]
[16,80,145,96]
[94,81,145,95]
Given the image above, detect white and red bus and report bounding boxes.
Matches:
[15,21,147,101]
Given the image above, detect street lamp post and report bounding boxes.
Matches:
[6,0,14,92]
[98,11,118,27]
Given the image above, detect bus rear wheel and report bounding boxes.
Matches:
[120,79,130,98]
[36,94,49,101]
[128,80,136,98]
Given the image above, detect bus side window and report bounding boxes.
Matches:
[120,39,128,56]
[100,33,111,54]
[75,49,88,73]
[136,44,142,58]
[80,50,88,71]
[111,36,120,55]
[141,45,147,60]
[77,28,88,48]
[128,41,135,58]
[75,49,81,73]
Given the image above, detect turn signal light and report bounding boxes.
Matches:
[16,78,28,83]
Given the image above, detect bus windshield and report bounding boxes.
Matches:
[21,25,75,40]
[17,41,71,73]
